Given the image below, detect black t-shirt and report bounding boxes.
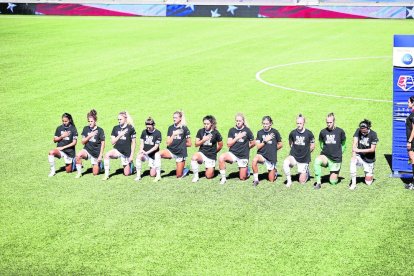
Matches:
[111,124,136,157]
[256,128,281,164]
[288,128,315,163]
[81,126,105,159]
[319,127,346,163]
[167,125,190,158]
[406,112,414,140]
[228,126,254,159]
[354,128,379,163]
[196,128,223,160]
[54,124,78,158]
[140,129,162,159]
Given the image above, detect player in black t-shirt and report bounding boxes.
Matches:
[314,113,346,189]
[218,113,255,184]
[405,96,414,190]
[159,111,192,178]
[75,109,105,178]
[252,116,282,186]
[283,114,315,187]
[134,117,162,182]
[349,119,379,190]
[102,111,136,180]
[48,113,78,177]
[191,115,223,182]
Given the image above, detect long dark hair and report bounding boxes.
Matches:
[62,113,75,126]
[203,115,217,130]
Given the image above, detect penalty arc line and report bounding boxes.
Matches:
[255,56,392,103]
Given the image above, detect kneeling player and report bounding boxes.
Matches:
[191,115,223,182]
[75,109,105,178]
[48,113,78,177]
[135,117,162,182]
[314,113,346,189]
[252,116,282,186]
[159,111,192,178]
[218,113,255,184]
[349,119,378,190]
[283,114,315,187]
[102,111,136,180]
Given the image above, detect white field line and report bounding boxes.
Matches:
[256,56,392,103]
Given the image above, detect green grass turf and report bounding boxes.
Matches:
[1,15,414,274]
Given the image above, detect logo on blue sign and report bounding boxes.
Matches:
[402,53,413,65]
[398,75,414,91]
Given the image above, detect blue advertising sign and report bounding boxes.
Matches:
[392,35,414,176]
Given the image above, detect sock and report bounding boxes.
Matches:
[314,158,322,184]
[253,173,258,181]
[104,159,110,177]
[136,158,142,178]
[220,169,226,179]
[48,155,55,173]
[191,160,199,178]
[76,164,82,175]
[283,159,291,183]
[154,153,161,177]
[350,159,357,185]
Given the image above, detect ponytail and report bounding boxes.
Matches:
[62,112,75,127]
[119,111,134,127]
[174,110,187,127]
[235,112,249,128]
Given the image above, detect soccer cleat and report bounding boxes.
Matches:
[134,176,141,181]
[314,183,321,190]
[75,173,82,179]
[181,167,190,178]
[192,176,199,183]
[285,181,292,188]
[247,167,251,177]
[48,171,56,177]
[349,183,357,190]
[220,178,226,185]
[405,183,414,190]
[153,176,161,182]
[253,180,259,187]
[102,176,109,181]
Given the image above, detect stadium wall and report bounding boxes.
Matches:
[0,2,413,18]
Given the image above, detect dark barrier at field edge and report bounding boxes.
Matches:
[0,3,413,19]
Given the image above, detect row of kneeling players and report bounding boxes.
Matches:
[48,109,379,190]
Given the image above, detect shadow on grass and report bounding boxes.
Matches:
[384,153,413,184]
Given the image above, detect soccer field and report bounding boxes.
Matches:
[1,16,413,274]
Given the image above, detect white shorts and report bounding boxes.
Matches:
[140,154,156,168]
[58,150,73,164]
[166,149,186,163]
[290,156,309,174]
[257,154,275,170]
[84,150,98,165]
[113,149,130,166]
[228,152,249,168]
[199,152,216,168]
[355,155,375,176]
